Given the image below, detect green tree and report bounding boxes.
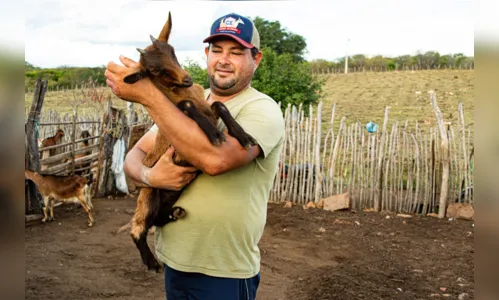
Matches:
[252,48,324,115]
[182,59,209,88]
[309,59,336,73]
[252,17,307,62]
[249,16,324,113]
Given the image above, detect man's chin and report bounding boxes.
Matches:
[212,80,236,91]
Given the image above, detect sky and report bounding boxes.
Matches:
[21,0,476,69]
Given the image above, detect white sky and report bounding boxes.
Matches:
[21,0,476,68]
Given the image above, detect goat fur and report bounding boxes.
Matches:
[25,170,95,227]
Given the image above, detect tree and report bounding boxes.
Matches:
[182,59,209,89]
[421,51,440,69]
[352,54,366,70]
[309,59,336,73]
[252,17,307,62]
[25,61,38,70]
[252,48,324,114]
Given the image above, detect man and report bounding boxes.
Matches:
[105,12,284,299]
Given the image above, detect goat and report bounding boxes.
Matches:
[24,170,95,227]
[120,12,257,272]
[40,129,65,171]
[41,129,65,156]
[74,130,93,179]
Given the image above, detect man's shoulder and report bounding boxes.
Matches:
[236,87,280,113]
[244,86,274,101]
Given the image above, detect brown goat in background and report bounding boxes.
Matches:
[121,12,257,272]
[40,129,65,171]
[24,170,94,227]
[40,129,65,156]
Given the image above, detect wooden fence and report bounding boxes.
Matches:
[311,64,475,75]
[269,94,473,217]
[25,80,473,218]
[25,79,153,215]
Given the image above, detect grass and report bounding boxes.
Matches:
[316,69,474,132]
[26,69,474,130]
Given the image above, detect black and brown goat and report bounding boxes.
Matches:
[121,12,257,272]
[74,130,94,179]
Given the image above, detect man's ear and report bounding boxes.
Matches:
[204,46,210,57]
[123,71,148,84]
[253,51,263,71]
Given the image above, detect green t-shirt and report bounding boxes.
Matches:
[148,86,284,278]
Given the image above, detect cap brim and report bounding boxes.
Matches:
[203,33,254,48]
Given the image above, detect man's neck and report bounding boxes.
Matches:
[208,85,250,104]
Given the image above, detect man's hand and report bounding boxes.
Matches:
[145,146,199,191]
[105,55,158,106]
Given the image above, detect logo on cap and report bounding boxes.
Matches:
[217,17,245,34]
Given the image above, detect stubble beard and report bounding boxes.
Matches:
[209,74,238,96]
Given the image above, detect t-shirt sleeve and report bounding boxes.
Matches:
[149,123,159,133]
[235,99,285,158]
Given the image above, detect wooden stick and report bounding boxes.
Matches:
[359,125,365,208]
[39,153,99,175]
[328,117,346,195]
[410,132,420,213]
[431,93,450,218]
[39,144,99,165]
[314,101,323,203]
[374,107,390,212]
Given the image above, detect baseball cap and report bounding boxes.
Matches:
[203,13,260,49]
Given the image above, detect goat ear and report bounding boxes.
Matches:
[158,11,172,42]
[123,71,148,84]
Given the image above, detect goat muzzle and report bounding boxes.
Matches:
[174,76,193,87]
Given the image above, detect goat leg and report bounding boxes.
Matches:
[77,195,94,227]
[41,196,50,223]
[131,187,163,272]
[129,132,173,271]
[210,101,257,149]
[177,100,226,146]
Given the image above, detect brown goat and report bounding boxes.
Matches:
[41,129,65,156]
[40,129,65,171]
[121,12,257,272]
[24,170,94,227]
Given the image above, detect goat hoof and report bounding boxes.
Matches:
[88,223,94,227]
[209,131,226,146]
[172,207,186,220]
[147,259,162,273]
[240,135,257,149]
[229,129,257,149]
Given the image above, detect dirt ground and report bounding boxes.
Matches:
[25,196,474,300]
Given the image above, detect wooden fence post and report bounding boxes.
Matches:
[314,101,323,203]
[374,106,390,212]
[70,109,77,175]
[25,78,48,214]
[431,93,450,218]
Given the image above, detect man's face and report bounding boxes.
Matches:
[205,38,262,96]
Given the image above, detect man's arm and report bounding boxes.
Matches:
[123,130,155,186]
[106,56,261,176]
[144,93,261,176]
[124,130,198,191]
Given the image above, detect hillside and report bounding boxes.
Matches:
[26,69,474,130]
[317,69,474,131]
